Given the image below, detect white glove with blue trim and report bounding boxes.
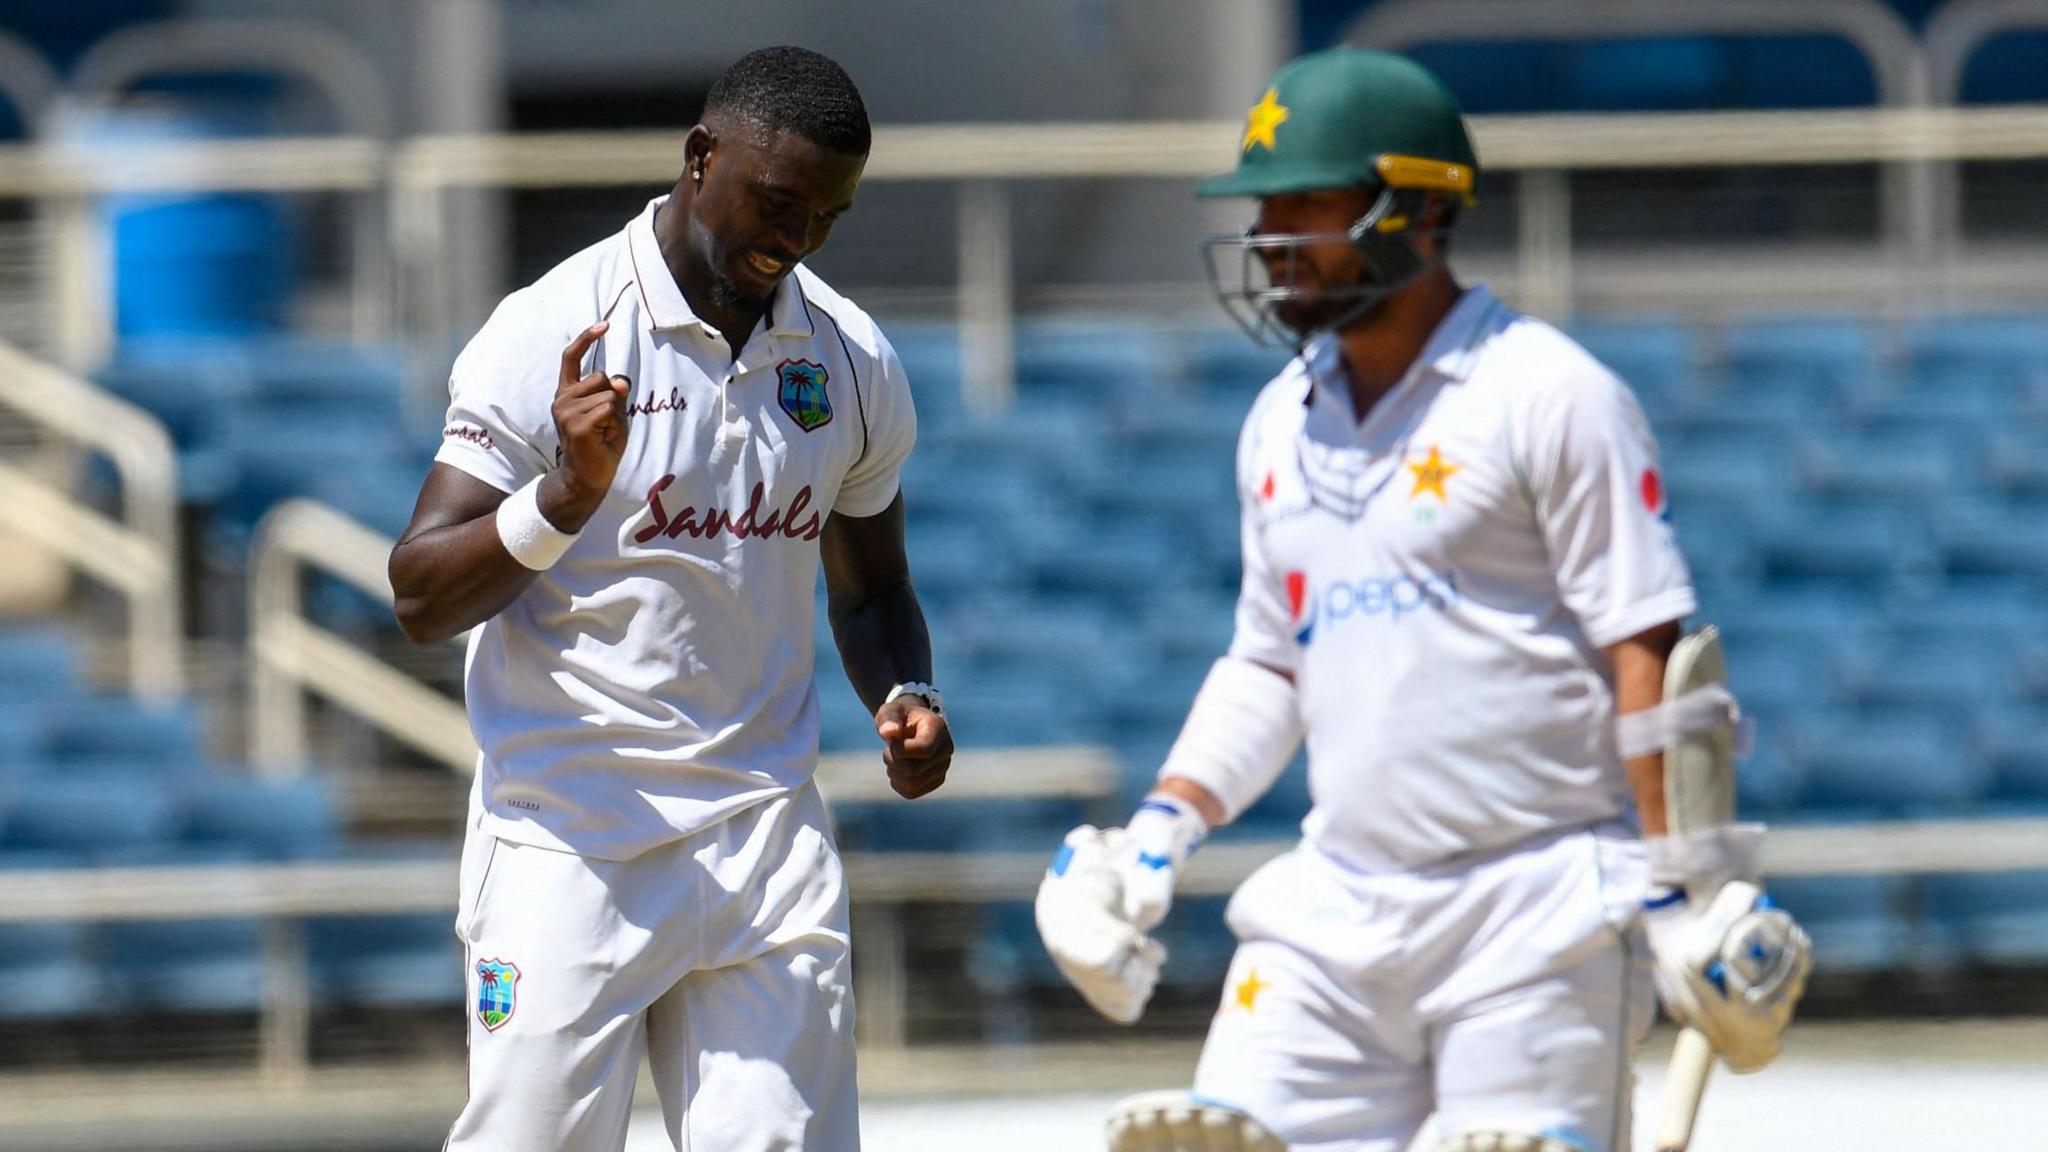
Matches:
[1644,877,1813,1073]
[1035,795,1206,1024]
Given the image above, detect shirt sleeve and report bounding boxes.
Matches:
[834,330,919,517]
[433,296,560,495]
[1226,403,1302,675]
[1522,362,1697,649]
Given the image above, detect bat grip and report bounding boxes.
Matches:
[1654,1026,1716,1151]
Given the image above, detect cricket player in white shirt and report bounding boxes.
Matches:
[388,47,951,1152]
[1036,49,1812,1152]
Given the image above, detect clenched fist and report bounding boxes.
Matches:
[540,321,631,532]
[876,695,952,799]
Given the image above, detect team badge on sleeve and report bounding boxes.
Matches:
[776,359,833,432]
[475,958,520,1031]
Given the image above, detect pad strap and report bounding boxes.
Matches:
[1615,683,1743,760]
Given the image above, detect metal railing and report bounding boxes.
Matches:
[12,105,2048,398]
[0,810,2041,1077]
[248,499,473,776]
[0,338,182,699]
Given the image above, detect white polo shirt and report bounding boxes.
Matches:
[1233,285,1695,874]
[434,196,915,861]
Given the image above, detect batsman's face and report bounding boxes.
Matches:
[690,127,865,307]
[1253,187,1379,332]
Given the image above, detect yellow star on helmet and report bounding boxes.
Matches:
[1241,88,1290,153]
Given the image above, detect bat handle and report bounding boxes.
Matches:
[1655,1027,1716,1151]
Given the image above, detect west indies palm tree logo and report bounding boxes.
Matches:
[475,958,520,1031]
[776,359,833,432]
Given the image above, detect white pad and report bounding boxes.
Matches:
[1157,657,1303,823]
[1435,1129,1588,1152]
[1106,1091,1287,1152]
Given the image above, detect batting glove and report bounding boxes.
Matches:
[1035,825,1166,1024]
[1644,879,1813,1073]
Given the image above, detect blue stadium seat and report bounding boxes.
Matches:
[1923,871,2048,966]
[1568,317,1701,423]
[174,774,340,861]
[0,626,84,704]
[816,680,878,754]
[1983,434,2048,499]
[942,668,1079,749]
[1800,430,1967,504]
[1714,317,1880,418]
[1658,430,1792,512]
[38,696,204,764]
[1757,503,1936,590]
[1791,711,1987,815]
[1835,635,2016,715]
[1183,328,1295,397]
[309,913,464,1007]
[101,847,267,1014]
[1014,322,1174,401]
[1897,315,2048,407]
[308,844,464,1009]
[1975,711,2048,805]
[310,466,426,542]
[2,771,179,859]
[0,850,105,1018]
[1765,874,1908,973]
[97,338,255,448]
[1937,505,2048,580]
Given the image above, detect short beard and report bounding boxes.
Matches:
[707,265,768,314]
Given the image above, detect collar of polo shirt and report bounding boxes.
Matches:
[1304,284,1502,412]
[625,196,818,341]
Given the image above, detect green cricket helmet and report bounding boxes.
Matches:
[1198,48,1479,347]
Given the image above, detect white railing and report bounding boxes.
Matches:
[248,499,474,777]
[0,812,2041,1078]
[13,106,2048,396]
[0,339,182,699]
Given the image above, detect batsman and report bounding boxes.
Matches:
[1035,48,1813,1152]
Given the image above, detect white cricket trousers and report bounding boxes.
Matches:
[1191,823,1654,1152]
[444,782,858,1152]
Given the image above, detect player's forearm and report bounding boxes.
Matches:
[826,578,933,713]
[1609,622,1681,837]
[389,513,543,644]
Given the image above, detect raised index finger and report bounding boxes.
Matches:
[558,321,609,389]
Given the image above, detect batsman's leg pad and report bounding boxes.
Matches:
[1106,1090,1288,1152]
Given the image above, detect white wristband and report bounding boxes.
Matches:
[495,476,581,571]
[1157,656,1303,824]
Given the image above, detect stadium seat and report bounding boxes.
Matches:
[0,626,84,704]
[1800,430,1967,505]
[1790,711,1987,815]
[1568,316,1700,423]
[1,770,180,859]
[1756,504,1936,591]
[308,843,464,1008]
[100,846,268,1014]
[1936,505,2048,580]
[0,850,105,1019]
[1975,710,2048,805]
[1014,322,1174,401]
[174,774,341,861]
[1923,871,2048,967]
[1714,317,1879,418]
[1765,874,1909,974]
[1183,327,1295,397]
[37,696,205,765]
